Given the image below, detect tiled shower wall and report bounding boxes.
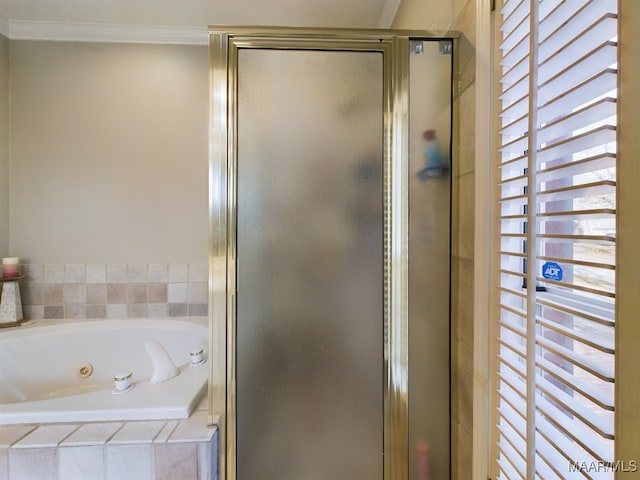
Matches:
[19,263,208,320]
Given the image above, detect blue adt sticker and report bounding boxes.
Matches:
[542,261,563,281]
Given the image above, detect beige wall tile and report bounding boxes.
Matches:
[0,425,36,448]
[86,264,107,284]
[106,444,152,480]
[13,424,79,448]
[64,264,86,283]
[154,443,198,480]
[168,263,188,283]
[64,284,86,305]
[44,265,64,284]
[0,448,6,480]
[127,264,148,283]
[109,421,166,445]
[188,263,208,283]
[62,423,123,446]
[58,445,105,480]
[9,447,56,480]
[148,263,168,283]
[168,411,216,443]
[43,284,63,305]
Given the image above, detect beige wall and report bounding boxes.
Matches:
[393,0,452,30]
[0,34,9,257]
[393,1,477,479]
[9,40,209,264]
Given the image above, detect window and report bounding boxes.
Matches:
[494,0,618,477]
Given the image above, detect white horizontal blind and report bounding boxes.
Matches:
[495,0,617,478]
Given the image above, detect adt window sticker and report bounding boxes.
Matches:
[542,261,563,282]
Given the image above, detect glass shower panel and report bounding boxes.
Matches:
[408,39,452,480]
[236,49,384,480]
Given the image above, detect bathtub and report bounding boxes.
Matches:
[0,317,208,425]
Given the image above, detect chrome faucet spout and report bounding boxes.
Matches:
[144,340,179,383]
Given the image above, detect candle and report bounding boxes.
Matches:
[2,257,20,278]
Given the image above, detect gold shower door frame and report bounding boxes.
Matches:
[208,27,447,480]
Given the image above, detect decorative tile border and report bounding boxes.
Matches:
[20,263,208,320]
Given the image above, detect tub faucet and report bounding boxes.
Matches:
[144,340,179,383]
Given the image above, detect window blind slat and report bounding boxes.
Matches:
[499,0,521,18]
[537,98,616,147]
[538,69,617,125]
[536,397,613,463]
[535,372,614,438]
[499,400,527,440]
[500,95,530,124]
[540,1,617,58]
[499,136,528,156]
[537,180,616,203]
[500,312,527,335]
[498,172,527,188]
[497,436,527,478]
[499,153,528,172]
[534,431,578,479]
[537,292,614,326]
[497,457,524,480]
[500,73,529,102]
[536,126,616,163]
[500,13,529,53]
[498,419,527,457]
[500,55,530,87]
[539,14,617,77]
[538,0,605,42]
[536,276,615,299]
[536,337,614,382]
[537,153,616,183]
[501,0,529,33]
[497,377,526,413]
[536,316,614,353]
[498,369,526,404]
[535,354,614,411]
[538,41,617,106]
[499,341,527,371]
[532,453,562,480]
[538,254,614,271]
[499,285,527,300]
[501,34,530,69]
[500,112,528,136]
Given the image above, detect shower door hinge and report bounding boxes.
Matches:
[438,40,453,55]
[410,40,423,55]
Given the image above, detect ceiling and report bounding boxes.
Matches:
[0,0,397,29]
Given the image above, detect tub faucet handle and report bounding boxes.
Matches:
[144,340,179,384]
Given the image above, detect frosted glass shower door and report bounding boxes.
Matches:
[236,49,384,480]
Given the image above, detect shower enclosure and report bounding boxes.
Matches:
[208,28,454,480]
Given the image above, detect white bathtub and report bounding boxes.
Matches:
[0,317,208,425]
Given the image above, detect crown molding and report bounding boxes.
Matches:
[377,0,402,28]
[8,20,208,45]
[0,16,9,37]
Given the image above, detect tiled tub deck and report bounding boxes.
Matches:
[0,408,218,480]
